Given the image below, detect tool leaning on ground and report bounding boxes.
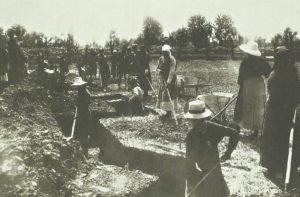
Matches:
[161,77,178,125]
[284,110,297,193]
[210,94,238,121]
[145,75,157,97]
[63,106,78,141]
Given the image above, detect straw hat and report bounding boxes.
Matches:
[72,77,87,86]
[162,44,171,52]
[239,41,261,57]
[184,100,212,119]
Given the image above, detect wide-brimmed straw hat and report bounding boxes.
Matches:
[72,77,87,86]
[184,100,212,119]
[239,41,261,57]
[162,44,171,52]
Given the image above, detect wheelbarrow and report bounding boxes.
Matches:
[196,92,237,122]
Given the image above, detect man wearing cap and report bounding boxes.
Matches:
[234,41,271,139]
[72,77,92,156]
[185,100,238,197]
[157,44,177,118]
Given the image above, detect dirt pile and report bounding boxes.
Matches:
[0,74,160,197]
[0,76,85,196]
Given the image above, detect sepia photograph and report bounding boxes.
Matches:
[0,0,300,196]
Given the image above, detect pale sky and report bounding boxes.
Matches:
[0,0,299,45]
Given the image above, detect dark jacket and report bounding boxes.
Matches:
[185,121,238,197]
[237,56,271,86]
[137,51,152,91]
[234,56,271,122]
[74,88,92,139]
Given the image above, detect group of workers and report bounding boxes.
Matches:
[60,41,300,197]
[184,41,300,196]
[75,44,152,96]
[1,31,299,196]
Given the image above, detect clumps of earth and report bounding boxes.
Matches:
[0,73,157,197]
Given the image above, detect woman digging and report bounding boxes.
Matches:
[157,44,177,119]
[185,100,239,197]
[71,77,92,157]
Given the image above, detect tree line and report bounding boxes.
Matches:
[1,14,299,57]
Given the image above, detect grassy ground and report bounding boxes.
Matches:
[146,59,299,196]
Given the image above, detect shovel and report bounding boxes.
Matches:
[64,107,78,142]
[162,78,178,125]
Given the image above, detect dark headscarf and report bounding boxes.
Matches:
[273,46,294,72]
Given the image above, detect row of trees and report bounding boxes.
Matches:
[104,15,300,57]
[1,14,299,57]
[106,15,240,52]
[0,24,79,51]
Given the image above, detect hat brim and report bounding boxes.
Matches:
[239,45,261,57]
[184,109,212,119]
[72,81,87,86]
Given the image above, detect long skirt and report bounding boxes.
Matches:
[74,110,92,151]
[260,99,297,172]
[236,77,266,131]
[157,83,178,112]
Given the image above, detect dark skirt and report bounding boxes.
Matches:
[260,99,296,172]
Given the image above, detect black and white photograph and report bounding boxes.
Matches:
[0,0,300,196]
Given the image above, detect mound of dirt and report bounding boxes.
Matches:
[0,75,158,197]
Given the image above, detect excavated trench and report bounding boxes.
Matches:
[54,93,186,197]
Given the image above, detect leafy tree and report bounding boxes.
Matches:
[255,36,267,48]
[214,14,237,47]
[170,27,189,57]
[6,24,26,39]
[271,33,283,48]
[142,17,163,47]
[105,30,120,53]
[52,36,65,47]
[282,27,298,50]
[187,15,212,50]
[23,32,47,48]
[119,39,130,51]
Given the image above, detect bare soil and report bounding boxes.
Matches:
[1,59,300,196]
